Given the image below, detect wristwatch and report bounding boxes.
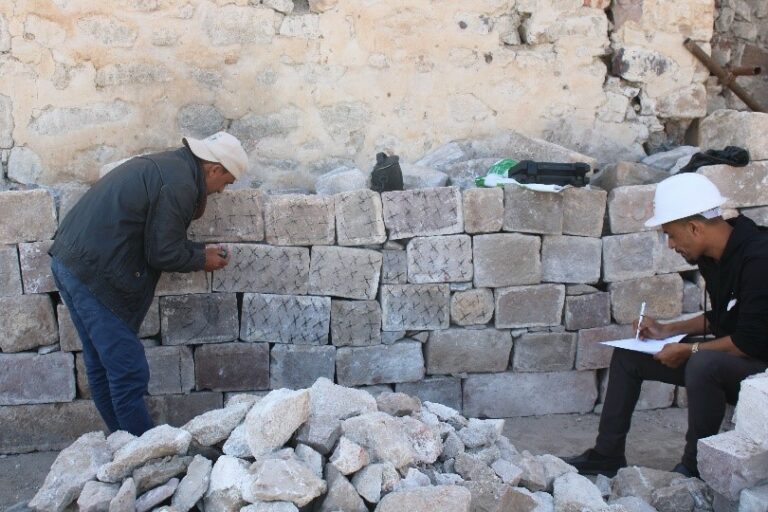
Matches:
[691,342,700,354]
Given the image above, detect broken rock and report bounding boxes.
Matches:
[245,388,309,458]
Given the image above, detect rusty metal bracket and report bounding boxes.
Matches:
[684,38,766,113]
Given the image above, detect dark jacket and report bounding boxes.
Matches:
[699,215,768,362]
[50,147,207,331]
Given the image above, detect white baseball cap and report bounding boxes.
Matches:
[183,131,248,180]
[644,173,727,227]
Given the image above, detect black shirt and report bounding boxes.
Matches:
[699,215,768,362]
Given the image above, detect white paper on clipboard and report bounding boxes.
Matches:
[600,334,687,355]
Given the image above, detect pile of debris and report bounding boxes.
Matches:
[28,378,713,512]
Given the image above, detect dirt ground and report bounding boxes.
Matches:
[0,408,688,509]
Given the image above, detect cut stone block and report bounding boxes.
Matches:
[565,292,611,331]
[602,232,657,282]
[698,430,768,501]
[309,246,382,300]
[698,162,768,209]
[407,235,473,283]
[145,346,194,395]
[682,281,702,313]
[576,324,633,370]
[381,187,463,239]
[139,298,160,338]
[0,189,57,244]
[590,161,668,192]
[451,288,494,326]
[18,241,56,293]
[331,300,381,346]
[270,344,336,389]
[463,187,503,234]
[463,371,597,417]
[334,189,387,246]
[155,271,209,296]
[425,328,512,374]
[336,341,425,386]
[562,187,607,238]
[607,184,656,234]
[734,376,768,448]
[655,239,697,274]
[495,284,565,329]
[188,189,265,242]
[396,376,462,412]
[241,293,331,345]
[609,274,683,324]
[0,294,58,352]
[380,284,450,331]
[512,332,576,372]
[381,250,407,284]
[160,293,238,345]
[503,186,563,235]
[265,194,335,246]
[195,342,269,392]
[541,236,601,284]
[699,110,768,161]
[0,352,74,406]
[0,245,22,297]
[211,244,310,294]
[473,233,541,288]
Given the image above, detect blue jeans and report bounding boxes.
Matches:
[51,257,154,436]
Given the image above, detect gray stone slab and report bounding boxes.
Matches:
[380,284,450,331]
[450,288,494,326]
[541,236,602,284]
[155,271,210,296]
[741,206,768,227]
[407,235,472,283]
[241,293,331,345]
[698,430,768,501]
[334,189,387,246]
[602,232,657,282]
[336,342,425,386]
[309,246,382,300]
[495,284,565,329]
[503,186,563,235]
[331,300,381,347]
[699,110,768,161]
[562,187,607,238]
[212,244,310,294]
[0,189,57,244]
[395,376,463,412]
[195,342,270,392]
[160,293,239,345]
[565,292,611,331]
[18,241,56,293]
[463,371,598,417]
[426,328,512,374]
[381,187,463,239]
[682,280,702,313]
[607,185,656,235]
[512,332,576,373]
[381,250,407,284]
[0,244,22,296]
[473,233,541,288]
[0,294,58,353]
[0,352,75,405]
[188,189,265,242]
[145,346,195,395]
[655,239,697,274]
[270,345,336,389]
[463,187,503,234]
[265,194,335,246]
[589,161,667,192]
[609,274,683,324]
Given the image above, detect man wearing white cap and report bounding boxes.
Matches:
[566,173,768,478]
[49,132,248,436]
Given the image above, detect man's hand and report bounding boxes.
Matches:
[653,342,692,368]
[632,316,669,340]
[204,244,229,272]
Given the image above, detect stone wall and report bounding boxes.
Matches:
[0,0,716,192]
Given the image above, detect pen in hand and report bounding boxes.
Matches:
[635,301,646,340]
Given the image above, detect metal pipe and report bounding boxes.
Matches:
[684,38,766,113]
[726,66,762,77]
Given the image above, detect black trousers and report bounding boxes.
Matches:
[595,347,767,470]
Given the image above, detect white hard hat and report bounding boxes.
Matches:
[183,131,248,180]
[644,173,727,227]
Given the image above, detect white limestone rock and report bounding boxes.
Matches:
[182,403,250,447]
[172,454,212,512]
[245,388,310,458]
[374,485,472,512]
[553,472,607,511]
[330,437,370,475]
[204,455,250,512]
[108,478,136,512]
[240,458,326,507]
[135,477,179,512]
[76,480,119,512]
[341,412,417,469]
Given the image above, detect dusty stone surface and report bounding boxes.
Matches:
[245,388,310,458]
[265,195,335,246]
[382,188,463,240]
[241,457,326,507]
[607,185,656,235]
[181,403,250,447]
[0,245,22,297]
[380,284,450,331]
[473,233,541,288]
[374,485,471,512]
[541,235,602,284]
[211,244,309,295]
[308,246,382,300]
[0,190,57,244]
[336,342,425,387]
[171,454,212,512]
[462,187,503,234]
[135,477,178,512]
[188,189,265,242]
[426,328,512,374]
[241,293,331,345]
[562,187,607,238]
[0,294,58,353]
[503,186,563,235]
[160,293,238,345]
[18,241,56,293]
[609,274,683,324]
[406,235,472,284]
[334,189,386,246]
[77,480,119,512]
[0,352,75,405]
[270,345,336,390]
[495,284,565,329]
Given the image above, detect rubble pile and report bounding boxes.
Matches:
[27,377,741,512]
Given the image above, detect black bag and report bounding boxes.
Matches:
[507,160,591,187]
[370,152,403,193]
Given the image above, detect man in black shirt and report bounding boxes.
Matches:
[566,173,768,478]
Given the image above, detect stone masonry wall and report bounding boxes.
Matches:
[0,0,716,192]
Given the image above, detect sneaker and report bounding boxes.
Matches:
[562,448,627,477]
[672,462,700,479]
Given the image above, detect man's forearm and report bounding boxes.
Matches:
[697,336,748,357]
[663,314,709,336]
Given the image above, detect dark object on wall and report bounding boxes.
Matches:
[507,160,591,187]
[370,152,404,193]
[679,146,750,172]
